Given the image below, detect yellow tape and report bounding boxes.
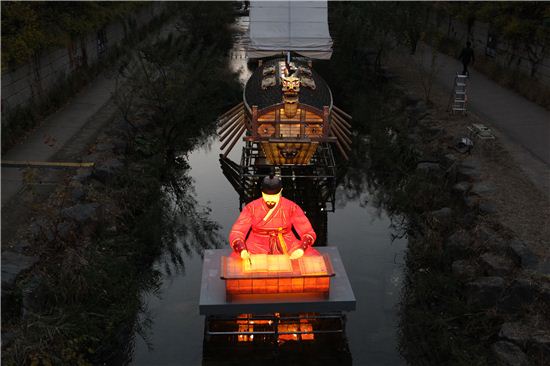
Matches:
[1,160,95,168]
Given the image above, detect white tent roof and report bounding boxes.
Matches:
[247,1,333,60]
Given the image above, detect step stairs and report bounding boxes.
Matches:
[449,73,468,115]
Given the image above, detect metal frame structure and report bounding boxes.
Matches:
[241,141,336,209]
[204,312,346,340]
[202,313,352,362]
[220,141,337,212]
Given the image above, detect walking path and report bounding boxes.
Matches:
[1,20,179,210]
[1,74,118,208]
[406,44,550,195]
[415,45,550,167]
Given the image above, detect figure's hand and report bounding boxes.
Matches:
[240,249,250,260]
[300,235,314,250]
[233,240,246,254]
[289,249,304,260]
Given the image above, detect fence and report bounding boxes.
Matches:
[1,3,168,116]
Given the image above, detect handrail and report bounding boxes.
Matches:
[257,102,324,117]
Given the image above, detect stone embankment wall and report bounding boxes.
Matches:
[0,2,166,120]
[397,87,550,365]
[434,15,550,87]
[2,113,140,353]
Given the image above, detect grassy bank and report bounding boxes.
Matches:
[2,3,241,364]
[321,3,500,364]
[1,3,173,154]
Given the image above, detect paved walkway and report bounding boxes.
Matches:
[1,74,119,208]
[414,44,550,167]
[1,19,180,209]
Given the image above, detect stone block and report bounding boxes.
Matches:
[499,322,531,348]
[466,276,505,307]
[452,181,471,194]
[446,230,473,259]
[61,203,100,223]
[92,158,124,184]
[451,259,479,280]
[528,332,550,360]
[1,251,39,286]
[471,182,496,196]
[72,168,93,184]
[480,253,516,276]
[491,341,530,366]
[508,240,539,269]
[457,167,481,182]
[416,162,442,173]
[478,200,498,215]
[498,278,537,312]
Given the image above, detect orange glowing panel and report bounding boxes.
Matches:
[221,254,335,299]
[299,256,327,275]
[277,324,300,341]
[304,277,317,292]
[300,323,314,341]
[242,254,292,273]
[277,322,315,341]
[237,324,254,342]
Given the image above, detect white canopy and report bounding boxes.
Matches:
[247,1,333,60]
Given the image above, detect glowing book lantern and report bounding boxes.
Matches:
[242,254,293,273]
[221,254,334,300]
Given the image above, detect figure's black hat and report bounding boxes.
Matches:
[261,174,282,194]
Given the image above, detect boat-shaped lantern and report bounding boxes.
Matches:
[203,3,356,352]
[218,1,352,174]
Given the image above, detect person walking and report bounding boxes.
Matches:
[459,41,475,76]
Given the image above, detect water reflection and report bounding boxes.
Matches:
[130,14,406,365]
[202,330,352,366]
[161,167,224,275]
[131,134,406,366]
[335,128,418,243]
[229,16,252,86]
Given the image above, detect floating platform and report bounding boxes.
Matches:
[199,247,355,316]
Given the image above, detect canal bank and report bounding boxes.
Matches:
[322,4,550,363]
[1,3,241,364]
[382,48,550,365]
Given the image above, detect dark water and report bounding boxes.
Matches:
[130,16,406,366]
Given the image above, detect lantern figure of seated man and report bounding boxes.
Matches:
[229,175,319,260]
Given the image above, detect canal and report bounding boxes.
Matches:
[129,16,407,366]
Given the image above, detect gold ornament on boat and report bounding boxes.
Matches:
[281,75,300,118]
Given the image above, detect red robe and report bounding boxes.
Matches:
[229,197,318,256]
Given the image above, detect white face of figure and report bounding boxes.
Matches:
[282,76,300,93]
[262,191,282,209]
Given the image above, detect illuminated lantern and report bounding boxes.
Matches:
[281,75,300,118]
[222,254,333,300]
